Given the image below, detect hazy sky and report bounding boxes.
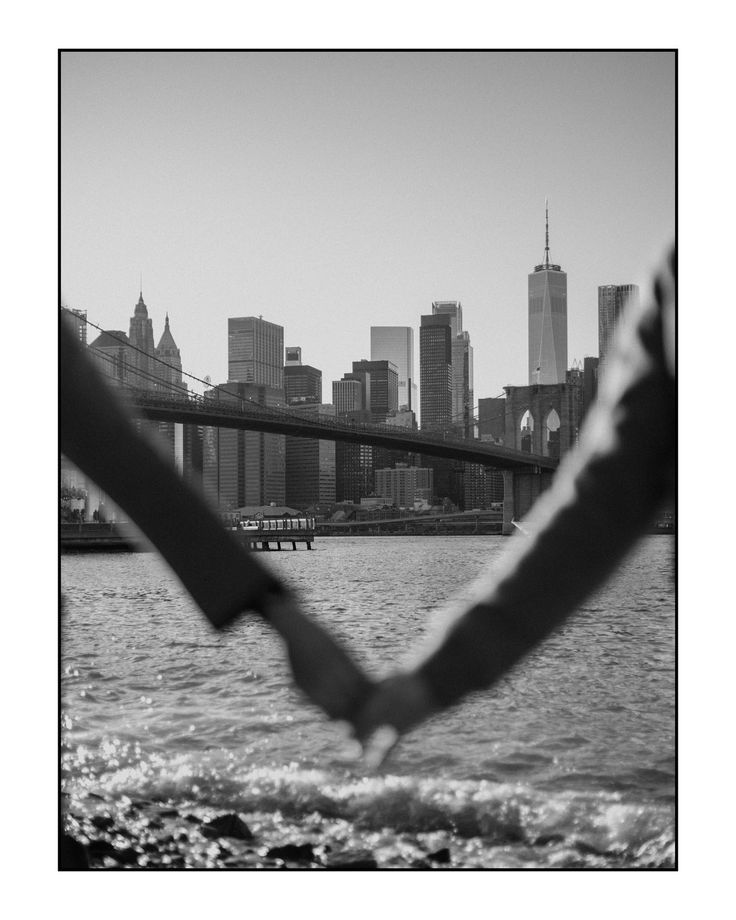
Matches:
[61,50,674,401]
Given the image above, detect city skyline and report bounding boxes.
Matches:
[61,51,675,402]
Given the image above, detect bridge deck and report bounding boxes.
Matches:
[127,392,558,471]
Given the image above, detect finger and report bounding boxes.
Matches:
[361,725,400,771]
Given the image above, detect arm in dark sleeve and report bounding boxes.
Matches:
[60,319,374,721]
[416,248,677,708]
[59,318,286,627]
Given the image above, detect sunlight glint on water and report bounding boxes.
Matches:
[61,535,675,868]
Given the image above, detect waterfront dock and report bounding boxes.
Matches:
[230,516,316,551]
[60,517,317,552]
[60,522,138,552]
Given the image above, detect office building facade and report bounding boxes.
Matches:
[332,378,363,414]
[202,381,285,509]
[228,316,284,389]
[284,403,336,510]
[370,326,417,412]
[284,346,322,404]
[419,312,456,504]
[582,356,600,419]
[334,410,374,504]
[346,359,398,421]
[375,464,433,510]
[199,315,288,509]
[419,313,453,432]
[478,397,507,443]
[88,330,133,387]
[528,206,567,384]
[428,301,474,436]
[598,284,640,370]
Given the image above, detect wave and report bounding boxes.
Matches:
[65,752,674,866]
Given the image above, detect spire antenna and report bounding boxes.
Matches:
[544,198,550,269]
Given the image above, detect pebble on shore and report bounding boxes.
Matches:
[61,798,452,870]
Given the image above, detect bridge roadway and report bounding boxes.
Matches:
[316,510,503,529]
[125,391,558,472]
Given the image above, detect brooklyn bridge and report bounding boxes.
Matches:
[65,311,563,528]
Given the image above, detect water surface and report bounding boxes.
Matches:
[61,535,675,868]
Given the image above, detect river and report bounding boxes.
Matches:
[60,534,675,869]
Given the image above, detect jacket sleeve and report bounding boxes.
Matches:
[59,318,285,628]
[416,248,677,708]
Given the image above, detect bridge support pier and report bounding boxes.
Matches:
[502,470,515,535]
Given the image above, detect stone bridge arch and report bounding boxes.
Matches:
[504,382,582,460]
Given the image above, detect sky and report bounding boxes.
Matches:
[61,50,675,403]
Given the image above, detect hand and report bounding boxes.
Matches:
[352,671,438,767]
[263,590,374,723]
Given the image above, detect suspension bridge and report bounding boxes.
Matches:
[123,387,557,472]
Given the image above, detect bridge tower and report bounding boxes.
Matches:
[501,380,582,525]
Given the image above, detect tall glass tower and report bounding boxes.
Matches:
[598,283,640,371]
[528,203,567,384]
[431,301,473,436]
[370,326,416,412]
[419,313,453,432]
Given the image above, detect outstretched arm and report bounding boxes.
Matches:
[60,318,373,722]
[355,248,676,748]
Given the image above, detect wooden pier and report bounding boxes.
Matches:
[60,517,317,553]
[229,516,316,551]
[60,522,137,552]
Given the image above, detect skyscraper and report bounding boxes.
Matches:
[598,284,640,370]
[430,301,474,436]
[202,381,285,510]
[283,346,322,404]
[419,313,453,432]
[284,403,336,510]
[582,356,600,420]
[370,326,417,412]
[374,464,433,510]
[478,397,506,443]
[419,312,455,505]
[202,315,286,510]
[153,314,201,481]
[228,316,284,389]
[154,313,186,396]
[347,359,398,421]
[88,330,133,387]
[529,204,567,384]
[332,378,363,415]
[128,292,157,390]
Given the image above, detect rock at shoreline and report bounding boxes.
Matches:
[201,813,254,841]
[59,834,89,869]
[325,849,378,869]
[427,847,451,864]
[265,843,316,863]
[90,815,115,831]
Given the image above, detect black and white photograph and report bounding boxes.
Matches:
[57,47,678,874]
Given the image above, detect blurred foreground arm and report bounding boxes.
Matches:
[355,247,677,748]
[59,319,372,722]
